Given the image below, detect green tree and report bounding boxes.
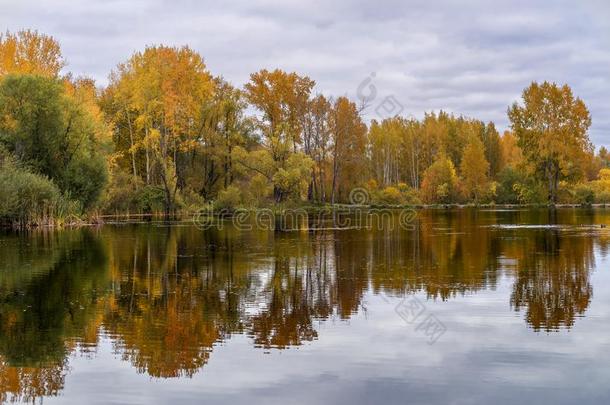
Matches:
[0,74,107,209]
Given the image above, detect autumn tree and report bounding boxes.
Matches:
[244,69,314,153]
[400,118,425,189]
[508,82,592,204]
[301,94,331,202]
[194,79,253,198]
[366,113,492,196]
[0,30,64,77]
[460,135,491,202]
[598,147,610,168]
[242,69,315,202]
[420,155,459,204]
[329,97,367,203]
[499,130,523,171]
[369,118,403,186]
[481,122,501,178]
[103,45,214,215]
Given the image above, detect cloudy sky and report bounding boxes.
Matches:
[2,0,610,146]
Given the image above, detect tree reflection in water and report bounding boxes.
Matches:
[0,208,608,402]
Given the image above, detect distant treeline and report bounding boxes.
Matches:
[1,29,609,226]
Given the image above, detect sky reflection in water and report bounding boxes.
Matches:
[1,208,610,404]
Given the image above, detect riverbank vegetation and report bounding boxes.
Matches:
[1,29,609,226]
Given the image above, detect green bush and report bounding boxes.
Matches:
[596,190,610,204]
[245,174,273,207]
[101,169,139,213]
[214,185,242,211]
[0,163,61,225]
[135,186,166,213]
[61,155,108,210]
[495,167,521,204]
[101,169,166,214]
[573,184,595,206]
[178,187,206,211]
[512,180,547,204]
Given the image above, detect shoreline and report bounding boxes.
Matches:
[3,203,609,230]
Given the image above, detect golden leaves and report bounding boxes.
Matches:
[0,30,64,77]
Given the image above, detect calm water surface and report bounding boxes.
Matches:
[1,208,610,404]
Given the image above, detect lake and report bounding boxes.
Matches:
[1,208,610,404]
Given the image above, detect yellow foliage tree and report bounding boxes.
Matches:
[420,155,459,204]
[105,45,214,215]
[0,30,64,77]
[460,135,491,202]
[508,81,592,204]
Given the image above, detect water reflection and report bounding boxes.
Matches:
[0,230,107,402]
[0,208,608,402]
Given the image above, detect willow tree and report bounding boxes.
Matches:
[508,82,592,204]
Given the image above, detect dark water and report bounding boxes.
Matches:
[1,208,610,404]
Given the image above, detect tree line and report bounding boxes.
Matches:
[1,30,609,225]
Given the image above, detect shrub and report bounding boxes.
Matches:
[369,184,421,206]
[214,186,242,211]
[420,156,459,204]
[378,186,403,205]
[245,174,273,207]
[0,163,61,226]
[135,186,166,213]
[495,167,522,204]
[596,190,610,204]
[573,184,595,206]
[513,180,547,204]
[401,187,421,205]
[61,154,108,209]
[101,167,167,214]
[179,187,206,211]
[101,169,141,213]
[591,168,610,203]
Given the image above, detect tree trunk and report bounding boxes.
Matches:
[547,161,558,205]
[125,110,138,185]
[145,127,151,185]
[331,157,339,205]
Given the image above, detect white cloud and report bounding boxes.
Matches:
[1,0,608,146]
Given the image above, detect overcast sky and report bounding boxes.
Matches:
[2,0,609,146]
